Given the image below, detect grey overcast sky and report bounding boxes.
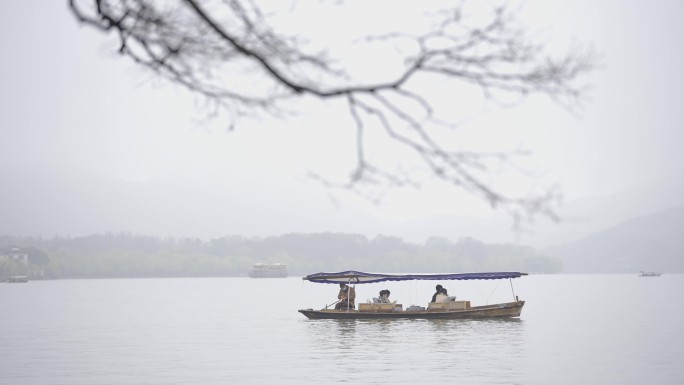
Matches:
[1,0,683,244]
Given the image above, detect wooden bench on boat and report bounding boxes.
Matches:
[358,303,403,312]
[427,301,471,311]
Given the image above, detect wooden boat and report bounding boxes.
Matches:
[298,271,527,320]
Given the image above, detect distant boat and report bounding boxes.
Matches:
[249,263,288,278]
[7,275,29,283]
[639,271,662,277]
[298,271,527,320]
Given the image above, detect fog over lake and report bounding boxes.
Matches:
[1,1,684,384]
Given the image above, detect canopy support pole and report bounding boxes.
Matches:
[509,278,518,302]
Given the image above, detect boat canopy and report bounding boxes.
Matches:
[302,271,527,284]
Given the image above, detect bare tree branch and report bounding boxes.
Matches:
[69,0,597,226]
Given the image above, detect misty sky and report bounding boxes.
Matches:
[1,0,683,244]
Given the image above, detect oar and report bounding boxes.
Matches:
[325,299,341,309]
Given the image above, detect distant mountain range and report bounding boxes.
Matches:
[527,176,684,247]
[543,205,684,273]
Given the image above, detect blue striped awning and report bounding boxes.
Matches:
[302,271,527,284]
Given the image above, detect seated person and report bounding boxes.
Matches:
[434,288,450,303]
[431,284,443,303]
[378,289,392,304]
[335,283,356,310]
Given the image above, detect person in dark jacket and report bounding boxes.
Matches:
[431,284,444,303]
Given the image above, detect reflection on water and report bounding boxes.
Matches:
[298,318,526,384]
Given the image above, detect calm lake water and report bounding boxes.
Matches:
[1,275,682,384]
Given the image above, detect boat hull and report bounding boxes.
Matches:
[298,301,524,320]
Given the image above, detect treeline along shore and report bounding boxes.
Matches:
[0,233,562,279]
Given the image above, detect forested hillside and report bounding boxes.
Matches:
[0,233,561,278]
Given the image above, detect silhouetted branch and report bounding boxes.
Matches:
[69,0,597,225]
